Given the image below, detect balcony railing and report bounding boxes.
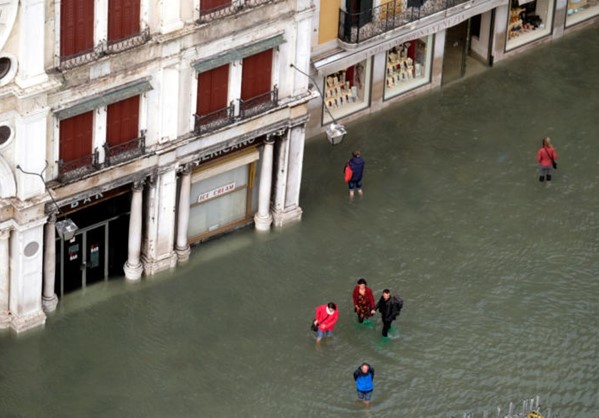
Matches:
[58,44,105,71]
[197,0,273,23]
[339,0,469,44]
[58,149,100,182]
[103,132,146,167]
[58,28,151,71]
[194,102,236,135]
[239,86,278,120]
[106,27,151,55]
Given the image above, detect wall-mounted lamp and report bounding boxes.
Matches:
[16,162,79,240]
[290,64,347,145]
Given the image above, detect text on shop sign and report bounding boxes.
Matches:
[198,183,236,203]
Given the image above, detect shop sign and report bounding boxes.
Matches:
[198,182,236,203]
[60,185,129,215]
[199,137,257,164]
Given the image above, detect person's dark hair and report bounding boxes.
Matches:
[352,150,361,158]
[357,278,367,285]
[327,302,337,310]
[382,289,390,294]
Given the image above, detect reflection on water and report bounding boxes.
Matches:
[1,25,599,418]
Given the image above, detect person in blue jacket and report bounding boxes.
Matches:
[353,362,375,405]
[347,150,365,199]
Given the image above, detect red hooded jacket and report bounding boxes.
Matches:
[315,304,339,332]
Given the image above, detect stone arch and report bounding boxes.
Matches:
[0,155,16,198]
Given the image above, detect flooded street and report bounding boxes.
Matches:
[1,25,598,418]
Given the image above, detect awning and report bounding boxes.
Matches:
[55,78,153,120]
[193,34,285,73]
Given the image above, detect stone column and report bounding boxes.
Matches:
[272,126,304,227]
[124,181,144,280]
[175,165,192,263]
[254,137,275,231]
[16,0,49,88]
[0,228,10,328]
[141,170,178,275]
[42,213,58,313]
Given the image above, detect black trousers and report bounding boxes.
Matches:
[382,320,393,337]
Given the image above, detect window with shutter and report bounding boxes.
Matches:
[106,96,140,147]
[59,112,93,164]
[60,0,95,58]
[200,0,232,13]
[241,49,273,101]
[197,65,229,116]
[108,0,140,43]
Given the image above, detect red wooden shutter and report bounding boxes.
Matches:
[241,49,273,100]
[197,65,229,116]
[106,96,140,146]
[60,112,93,162]
[108,0,140,42]
[201,0,232,12]
[60,0,94,58]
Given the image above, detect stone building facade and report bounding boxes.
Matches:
[0,0,314,332]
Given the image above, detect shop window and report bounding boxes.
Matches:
[384,35,434,100]
[59,111,95,176]
[565,0,599,26]
[60,0,94,59]
[323,58,372,124]
[506,0,554,51]
[188,161,255,242]
[108,0,141,43]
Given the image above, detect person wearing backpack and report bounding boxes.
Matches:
[344,150,365,199]
[375,289,403,337]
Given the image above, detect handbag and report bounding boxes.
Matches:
[310,320,319,332]
[544,148,557,169]
[344,161,353,183]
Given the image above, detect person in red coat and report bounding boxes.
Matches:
[352,278,375,323]
[537,136,558,183]
[313,303,338,343]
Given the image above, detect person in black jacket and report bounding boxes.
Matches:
[375,289,403,337]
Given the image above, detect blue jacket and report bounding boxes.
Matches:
[353,364,375,392]
[348,157,365,182]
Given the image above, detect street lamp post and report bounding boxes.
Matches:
[16,163,78,240]
[290,64,347,145]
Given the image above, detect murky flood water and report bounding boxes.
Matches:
[1,25,598,418]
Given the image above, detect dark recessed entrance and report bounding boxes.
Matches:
[54,191,130,297]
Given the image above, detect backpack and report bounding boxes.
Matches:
[391,296,403,318]
[344,161,353,183]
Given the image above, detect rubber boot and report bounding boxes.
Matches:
[546,175,552,181]
[539,176,545,182]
